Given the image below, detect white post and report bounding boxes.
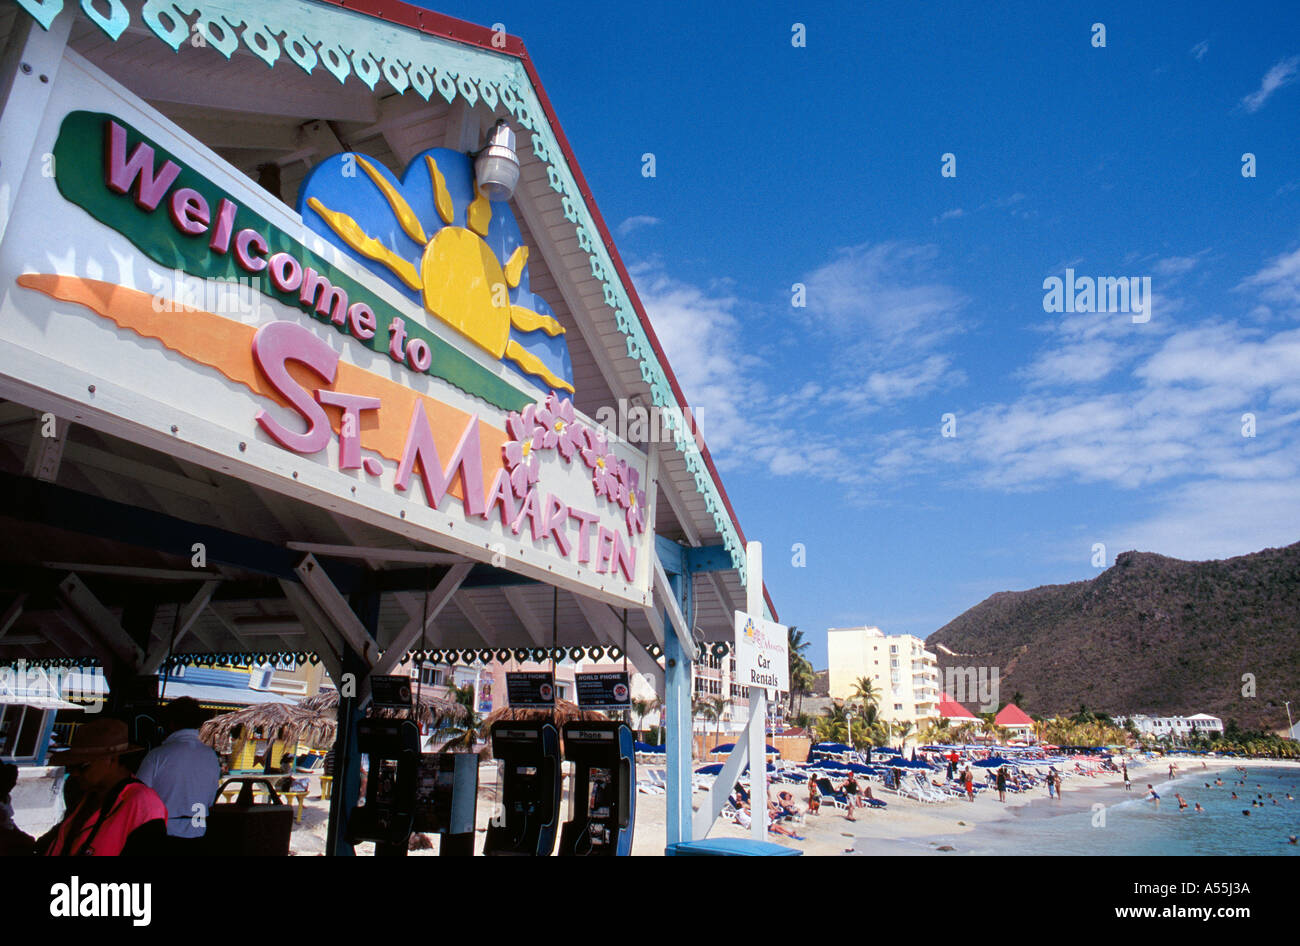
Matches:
[746,542,766,842]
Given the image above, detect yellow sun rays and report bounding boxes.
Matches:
[308,152,571,391]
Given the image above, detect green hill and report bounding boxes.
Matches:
[928,543,1300,732]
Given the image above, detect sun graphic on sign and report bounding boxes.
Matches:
[743,618,757,641]
[300,151,572,393]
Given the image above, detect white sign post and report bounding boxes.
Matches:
[735,542,788,842]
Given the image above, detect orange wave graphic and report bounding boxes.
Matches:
[16,274,507,505]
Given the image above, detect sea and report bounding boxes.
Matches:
[859,765,1300,856]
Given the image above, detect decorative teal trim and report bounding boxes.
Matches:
[14,0,749,585]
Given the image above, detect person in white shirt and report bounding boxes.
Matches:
[136,697,220,846]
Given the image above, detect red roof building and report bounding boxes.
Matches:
[938,693,979,722]
[995,703,1035,736]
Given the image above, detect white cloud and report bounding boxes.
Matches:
[617,215,661,236]
[801,242,967,348]
[1241,54,1300,113]
[1110,479,1300,561]
[1238,245,1300,307]
[1152,254,1203,277]
[1019,339,1126,386]
[1190,40,1209,61]
[632,264,865,485]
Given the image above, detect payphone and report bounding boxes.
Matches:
[346,716,420,855]
[412,752,479,856]
[483,720,562,856]
[558,721,635,856]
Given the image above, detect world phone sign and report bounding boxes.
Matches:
[733,612,789,694]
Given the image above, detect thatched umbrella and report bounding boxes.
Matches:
[482,699,608,728]
[199,702,333,755]
[300,687,466,729]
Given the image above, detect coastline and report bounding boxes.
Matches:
[843,756,1300,856]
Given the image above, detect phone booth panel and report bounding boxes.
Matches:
[558,721,635,856]
[483,720,562,856]
[346,718,421,853]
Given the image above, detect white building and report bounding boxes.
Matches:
[827,626,939,727]
[1116,713,1224,741]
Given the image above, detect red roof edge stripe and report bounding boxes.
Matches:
[319,0,529,57]
[316,0,776,620]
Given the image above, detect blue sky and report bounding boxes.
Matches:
[420,1,1300,670]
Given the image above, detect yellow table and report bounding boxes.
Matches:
[220,787,308,822]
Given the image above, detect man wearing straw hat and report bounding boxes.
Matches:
[41,718,168,856]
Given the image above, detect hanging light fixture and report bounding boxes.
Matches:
[473,119,520,201]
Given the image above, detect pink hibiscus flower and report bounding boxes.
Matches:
[615,459,640,510]
[536,392,580,461]
[502,404,542,498]
[625,486,647,535]
[593,452,622,502]
[580,426,609,471]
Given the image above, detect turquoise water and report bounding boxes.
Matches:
[957,766,1300,856]
[854,766,1300,856]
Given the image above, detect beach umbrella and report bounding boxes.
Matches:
[695,764,723,775]
[199,702,334,755]
[635,741,665,753]
[482,699,606,729]
[301,687,465,729]
[812,742,854,753]
[713,742,736,754]
[810,759,851,771]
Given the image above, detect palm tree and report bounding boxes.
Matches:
[441,684,480,750]
[707,695,732,756]
[786,626,812,713]
[631,698,651,739]
[850,676,879,713]
[894,719,915,751]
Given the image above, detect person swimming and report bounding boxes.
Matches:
[1175,793,1188,810]
[1193,803,1204,812]
[1145,785,1160,807]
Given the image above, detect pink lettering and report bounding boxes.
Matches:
[511,488,545,541]
[568,508,598,563]
[483,468,518,527]
[394,401,486,516]
[168,187,209,236]
[594,527,616,574]
[542,494,571,558]
[251,321,339,454]
[104,120,181,212]
[348,302,376,341]
[208,198,239,255]
[387,318,407,361]
[299,268,348,325]
[234,228,268,273]
[268,252,303,293]
[405,337,432,372]
[611,529,637,583]
[315,390,381,470]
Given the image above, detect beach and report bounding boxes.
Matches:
[12,753,1296,856]
[277,754,1300,855]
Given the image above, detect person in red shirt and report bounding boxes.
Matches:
[42,718,167,856]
